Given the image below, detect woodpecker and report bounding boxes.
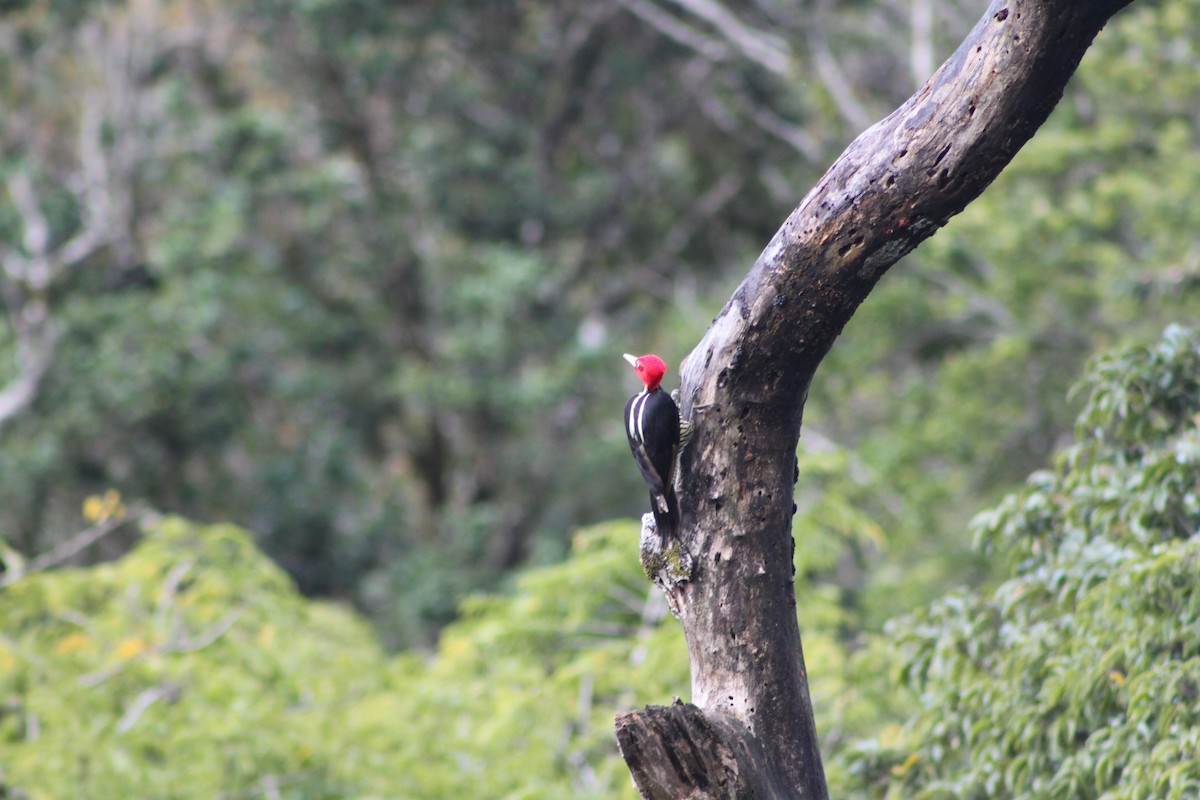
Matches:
[623,353,684,539]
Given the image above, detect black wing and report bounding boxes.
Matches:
[625,390,679,483]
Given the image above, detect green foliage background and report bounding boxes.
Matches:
[2,0,1200,796]
[0,509,891,798]
[842,326,1200,800]
[1,518,680,798]
[6,326,1200,798]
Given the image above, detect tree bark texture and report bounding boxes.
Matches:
[617,1,1137,797]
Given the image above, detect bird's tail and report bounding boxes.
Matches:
[650,487,680,540]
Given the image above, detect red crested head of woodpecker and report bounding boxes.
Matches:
[623,353,668,392]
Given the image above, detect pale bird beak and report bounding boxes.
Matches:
[622,353,638,366]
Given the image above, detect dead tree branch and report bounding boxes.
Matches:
[619,1,1138,797]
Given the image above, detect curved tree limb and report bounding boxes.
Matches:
[619,0,1137,797]
[1,87,115,432]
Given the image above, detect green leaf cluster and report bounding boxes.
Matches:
[0,504,905,798]
[0,517,689,799]
[357,522,689,800]
[1,518,380,798]
[837,326,1200,799]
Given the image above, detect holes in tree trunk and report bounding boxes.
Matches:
[837,234,865,257]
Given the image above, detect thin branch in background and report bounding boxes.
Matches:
[215,772,321,800]
[1,504,149,587]
[24,709,39,742]
[614,0,729,63]
[655,172,745,268]
[910,0,935,87]
[7,170,52,265]
[78,661,126,688]
[171,609,245,653]
[0,88,116,432]
[806,5,874,131]
[116,682,182,733]
[155,558,195,635]
[748,105,824,161]
[664,0,792,75]
[0,324,55,431]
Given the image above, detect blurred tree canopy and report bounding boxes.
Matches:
[4,0,1200,795]
[4,0,948,646]
[0,0,891,644]
[1,0,1198,664]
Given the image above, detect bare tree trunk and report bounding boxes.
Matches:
[616,0,1138,797]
